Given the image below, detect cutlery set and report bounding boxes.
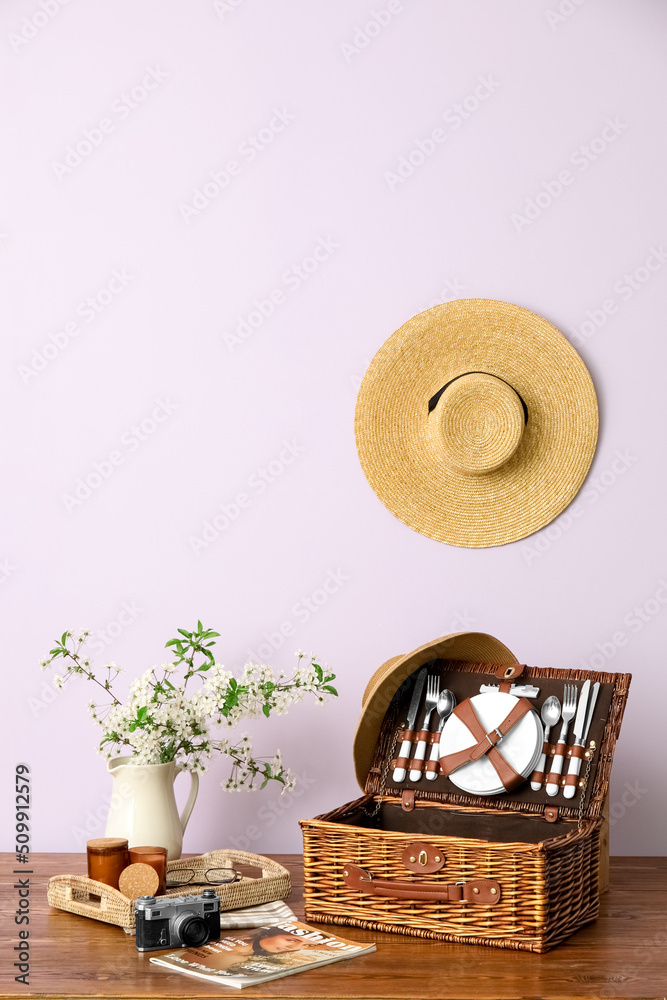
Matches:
[392,668,456,784]
[392,668,600,799]
[532,679,600,798]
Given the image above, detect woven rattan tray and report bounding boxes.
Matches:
[47,849,291,930]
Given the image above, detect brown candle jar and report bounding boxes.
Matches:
[128,846,167,894]
[86,838,129,889]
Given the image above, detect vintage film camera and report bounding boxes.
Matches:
[135,889,221,952]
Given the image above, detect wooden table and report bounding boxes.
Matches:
[1,854,665,1000]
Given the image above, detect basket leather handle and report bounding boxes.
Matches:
[342,864,501,904]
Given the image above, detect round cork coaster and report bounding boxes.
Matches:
[118,862,160,900]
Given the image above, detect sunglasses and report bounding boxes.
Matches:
[165,866,240,890]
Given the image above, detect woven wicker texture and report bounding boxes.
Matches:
[353,631,518,789]
[47,849,291,930]
[355,299,598,547]
[301,798,601,953]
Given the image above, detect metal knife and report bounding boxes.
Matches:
[392,667,427,783]
[563,681,600,799]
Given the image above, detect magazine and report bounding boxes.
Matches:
[149,919,375,989]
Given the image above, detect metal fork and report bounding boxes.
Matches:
[545,684,578,796]
[409,673,440,782]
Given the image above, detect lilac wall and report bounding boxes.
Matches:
[3,0,665,855]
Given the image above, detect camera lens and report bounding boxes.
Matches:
[179,916,209,947]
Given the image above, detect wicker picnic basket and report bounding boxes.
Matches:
[300,632,631,953]
[47,849,291,931]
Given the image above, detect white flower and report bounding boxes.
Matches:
[161,662,176,673]
[53,674,64,690]
[74,629,90,642]
[40,658,50,670]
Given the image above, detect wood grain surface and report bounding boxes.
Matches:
[1,854,665,1000]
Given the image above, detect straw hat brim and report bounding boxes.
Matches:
[352,631,518,790]
[355,299,598,547]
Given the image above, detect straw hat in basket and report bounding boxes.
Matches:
[355,299,598,547]
[352,630,517,788]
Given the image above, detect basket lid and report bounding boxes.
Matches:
[354,633,631,821]
[352,631,518,789]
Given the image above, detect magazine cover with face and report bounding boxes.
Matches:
[149,920,376,988]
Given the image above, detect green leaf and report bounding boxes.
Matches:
[177,628,191,638]
[322,685,338,696]
[197,620,203,632]
[262,704,271,718]
[61,632,68,645]
[164,639,180,648]
[206,631,221,638]
[314,663,323,682]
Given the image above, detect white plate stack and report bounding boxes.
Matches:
[438,692,543,796]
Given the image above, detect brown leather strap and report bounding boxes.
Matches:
[567,744,586,760]
[424,759,440,774]
[408,757,425,773]
[439,697,532,792]
[390,757,410,771]
[401,789,415,812]
[397,729,416,742]
[552,743,567,758]
[530,770,545,785]
[562,773,582,787]
[490,663,525,681]
[342,864,501,904]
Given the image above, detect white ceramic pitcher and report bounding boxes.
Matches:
[104,756,199,860]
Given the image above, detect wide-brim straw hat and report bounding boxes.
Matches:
[355,299,598,547]
[352,631,517,790]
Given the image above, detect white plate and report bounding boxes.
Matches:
[439,692,543,796]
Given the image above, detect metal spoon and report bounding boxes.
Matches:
[530,695,561,791]
[425,689,456,781]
